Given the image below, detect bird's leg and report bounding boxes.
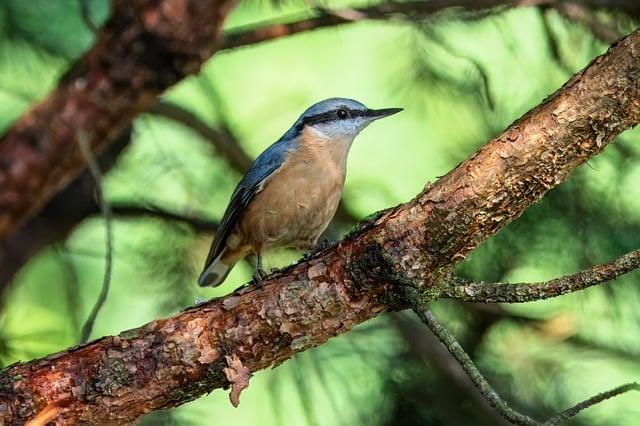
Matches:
[251,253,267,286]
[314,238,332,251]
[302,238,332,260]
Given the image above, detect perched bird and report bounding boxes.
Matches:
[198,98,402,287]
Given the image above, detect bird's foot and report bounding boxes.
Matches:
[314,238,332,252]
[251,268,267,287]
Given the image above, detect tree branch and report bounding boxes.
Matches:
[444,249,640,303]
[0,127,131,293]
[1,26,638,424]
[219,0,639,51]
[414,308,639,425]
[0,0,235,240]
[221,0,537,50]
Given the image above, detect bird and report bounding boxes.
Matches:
[198,98,402,287]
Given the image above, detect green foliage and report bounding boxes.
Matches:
[2,1,640,425]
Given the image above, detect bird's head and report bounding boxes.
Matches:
[294,98,402,142]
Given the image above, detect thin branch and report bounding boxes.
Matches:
[390,313,511,425]
[557,2,622,43]
[78,0,99,34]
[415,308,639,426]
[544,382,640,425]
[444,249,640,303]
[150,102,252,173]
[417,308,539,425]
[78,136,113,344]
[111,202,218,232]
[219,0,640,52]
[220,0,539,50]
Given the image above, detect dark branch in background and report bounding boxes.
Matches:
[78,0,99,34]
[0,0,235,240]
[150,102,251,172]
[111,203,218,232]
[415,308,639,426]
[0,127,131,295]
[219,0,638,51]
[556,2,623,43]
[220,0,529,50]
[77,136,113,344]
[445,249,640,303]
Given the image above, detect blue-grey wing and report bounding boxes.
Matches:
[201,137,297,270]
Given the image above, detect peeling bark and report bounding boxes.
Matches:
[0,0,235,240]
[0,21,639,426]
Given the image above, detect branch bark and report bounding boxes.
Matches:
[0,0,235,241]
[1,26,638,425]
[445,249,640,302]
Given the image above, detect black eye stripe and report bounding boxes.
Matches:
[302,108,366,126]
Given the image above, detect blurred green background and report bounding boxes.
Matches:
[1,0,639,424]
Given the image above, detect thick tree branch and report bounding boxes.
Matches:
[0,0,235,240]
[0,128,131,292]
[444,249,640,303]
[0,27,638,424]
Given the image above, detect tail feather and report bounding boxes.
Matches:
[198,256,232,287]
[198,246,250,287]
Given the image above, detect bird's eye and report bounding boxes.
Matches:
[337,109,348,119]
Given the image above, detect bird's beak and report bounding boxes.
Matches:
[365,107,403,120]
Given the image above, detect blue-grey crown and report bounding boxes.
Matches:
[300,98,368,119]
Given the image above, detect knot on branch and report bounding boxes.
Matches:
[348,242,439,309]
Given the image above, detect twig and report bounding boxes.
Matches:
[78,0,99,34]
[150,102,252,173]
[543,382,640,425]
[557,2,622,43]
[415,308,640,425]
[444,249,640,303]
[78,135,113,344]
[416,308,539,425]
[220,1,553,50]
[111,202,218,232]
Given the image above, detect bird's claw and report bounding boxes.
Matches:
[251,268,267,287]
[314,238,332,252]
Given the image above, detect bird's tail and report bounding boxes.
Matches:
[197,247,248,287]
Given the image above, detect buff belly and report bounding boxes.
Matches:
[235,146,345,253]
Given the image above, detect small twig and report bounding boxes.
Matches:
[79,0,99,34]
[544,382,640,425]
[444,249,640,303]
[417,308,539,425]
[78,135,113,344]
[150,102,252,173]
[416,308,640,425]
[557,2,622,44]
[111,202,218,232]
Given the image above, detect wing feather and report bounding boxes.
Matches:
[200,137,297,271]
